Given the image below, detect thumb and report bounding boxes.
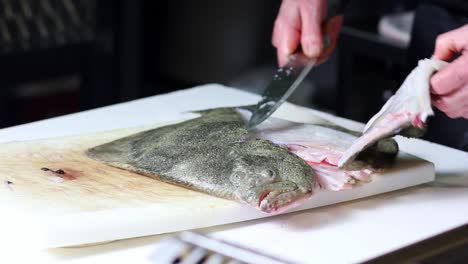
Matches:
[432,25,468,61]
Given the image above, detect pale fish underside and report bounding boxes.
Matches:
[339,58,449,168]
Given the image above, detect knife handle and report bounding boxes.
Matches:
[312,0,349,57]
[326,0,348,20]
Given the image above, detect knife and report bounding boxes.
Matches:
[246,49,323,130]
[246,0,347,130]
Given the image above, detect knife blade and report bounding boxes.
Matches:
[246,51,319,130]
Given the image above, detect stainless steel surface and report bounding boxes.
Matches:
[151,232,293,264]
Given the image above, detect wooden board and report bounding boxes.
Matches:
[0,120,435,248]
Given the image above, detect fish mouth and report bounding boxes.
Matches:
[255,183,313,214]
[258,190,272,207]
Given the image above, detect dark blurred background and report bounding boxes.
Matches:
[0,0,466,150]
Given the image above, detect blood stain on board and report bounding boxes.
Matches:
[4,180,13,190]
[41,167,81,181]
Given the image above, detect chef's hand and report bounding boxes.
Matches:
[431,24,468,119]
[272,0,343,66]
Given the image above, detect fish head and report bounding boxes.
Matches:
[229,139,314,213]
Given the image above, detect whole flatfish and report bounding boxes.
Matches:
[87,107,397,213]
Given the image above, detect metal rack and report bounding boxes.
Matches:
[0,0,96,53]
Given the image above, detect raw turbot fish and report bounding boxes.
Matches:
[87,107,397,213]
[339,59,449,168]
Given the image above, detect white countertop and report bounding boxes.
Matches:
[1,84,467,264]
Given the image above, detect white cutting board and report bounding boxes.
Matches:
[0,104,434,248]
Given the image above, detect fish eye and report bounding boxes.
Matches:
[261,169,276,179]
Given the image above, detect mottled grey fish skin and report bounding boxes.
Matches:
[86,108,315,213]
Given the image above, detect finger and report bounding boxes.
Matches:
[317,15,343,63]
[432,24,468,60]
[454,105,468,118]
[448,104,467,119]
[277,48,289,67]
[432,94,451,113]
[430,53,468,95]
[445,105,467,119]
[433,35,460,61]
[432,84,468,116]
[272,23,300,56]
[272,1,301,66]
[300,0,326,58]
[433,97,464,118]
[273,22,301,66]
[431,94,461,114]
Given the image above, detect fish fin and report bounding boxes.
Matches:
[86,136,133,168]
[364,58,448,134]
[237,104,257,113]
[340,59,449,168]
[85,125,163,167]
